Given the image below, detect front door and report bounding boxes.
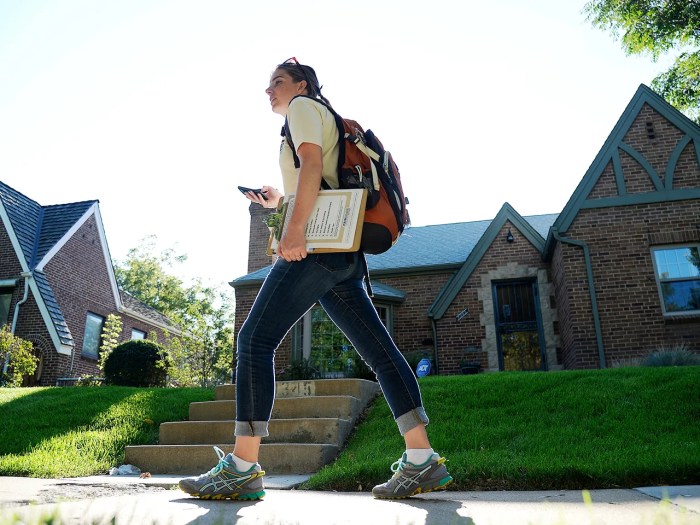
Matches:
[492,280,546,371]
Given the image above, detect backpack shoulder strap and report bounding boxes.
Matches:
[282,96,346,189]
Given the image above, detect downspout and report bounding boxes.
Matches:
[3,271,32,376]
[551,232,606,369]
[430,318,440,375]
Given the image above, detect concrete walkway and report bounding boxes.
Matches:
[1,475,698,525]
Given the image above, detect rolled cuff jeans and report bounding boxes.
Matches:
[235,251,429,438]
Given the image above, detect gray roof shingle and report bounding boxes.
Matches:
[37,202,95,262]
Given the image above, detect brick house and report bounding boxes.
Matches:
[0,182,178,386]
[231,84,699,375]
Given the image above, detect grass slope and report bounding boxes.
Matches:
[304,367,700,491]
[0,386,213,478]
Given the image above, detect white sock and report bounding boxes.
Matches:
[405,448,435,465]
[230,454,257,472]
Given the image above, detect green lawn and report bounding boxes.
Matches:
[0,386,213,478]
[305,367,700,491]
[0,367,698,490]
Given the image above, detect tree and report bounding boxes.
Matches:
[584,0,700,123]
[98,314,123,372]
[114,236,235,387]
[0,325,38,387]
[114,235,191,320]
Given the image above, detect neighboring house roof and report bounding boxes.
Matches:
[370,281,406,303]
[119,290,175,328]
[546,84,700,256]
[428,203,558,320]
[230,207,559,291]
[0,180,178,354]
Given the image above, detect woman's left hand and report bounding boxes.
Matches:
[278,224,308,262]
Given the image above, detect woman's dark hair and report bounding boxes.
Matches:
[277,60,332,106]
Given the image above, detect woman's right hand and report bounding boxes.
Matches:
[246,185,283,209]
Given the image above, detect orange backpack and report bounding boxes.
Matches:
[284,96,410,254]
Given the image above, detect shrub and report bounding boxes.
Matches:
[277,358,319,381]
[98,314,123,371]
[641,345,700,367]
[103,340,172,387]
[346,353,376,381]
[0,325,38,387]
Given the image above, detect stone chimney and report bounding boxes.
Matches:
[247,203,275,274]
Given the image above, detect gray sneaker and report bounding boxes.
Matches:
[372,453,453,499]
[178,446,265,500]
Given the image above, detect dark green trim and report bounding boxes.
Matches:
[551,231,606,369]
[581,188,700,209]
[612,148,626,196]
[619,142,664,191]
[369,264,462,278]
[428,203,547,321]
[666,135,693,189]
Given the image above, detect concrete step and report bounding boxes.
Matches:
[124,379,381,476]
[159,418,353,445]
[124,443,339,475]
[215,379,380,405]
[189,395,364,421]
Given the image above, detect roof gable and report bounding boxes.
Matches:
[428,203,556,320]
[553,84,700,235]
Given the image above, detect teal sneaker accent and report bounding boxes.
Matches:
[372,453,453,499]
[178,446,265,500]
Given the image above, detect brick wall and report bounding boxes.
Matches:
[248,204,276,274]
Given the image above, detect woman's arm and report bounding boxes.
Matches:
[277,142,322,262]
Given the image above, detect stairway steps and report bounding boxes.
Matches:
[124,443,339,475]
[159,418,353,445]
[124,379,380,475]
[189,395,362,421]
[215,379,379,405]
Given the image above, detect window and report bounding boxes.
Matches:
[293,303,393,378]
[652,246,700,315]
[0,290,12,327]
[131,329,146,340]
[82,312,105,359]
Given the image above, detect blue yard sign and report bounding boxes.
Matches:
[416,358,431,377]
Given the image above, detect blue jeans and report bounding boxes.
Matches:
[235,251,429,438]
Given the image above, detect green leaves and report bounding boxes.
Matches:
[584,0,700,123]
[0,325,37,387]
[113,235,235,387]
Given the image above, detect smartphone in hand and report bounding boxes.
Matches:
[237,186,268,200]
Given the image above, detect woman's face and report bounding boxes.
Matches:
[265,68,306,115]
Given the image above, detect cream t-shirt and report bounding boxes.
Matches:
[279,97,340,195]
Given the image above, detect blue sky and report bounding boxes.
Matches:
[0,1,679,292]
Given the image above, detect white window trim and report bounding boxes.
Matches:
[651,244,700,317]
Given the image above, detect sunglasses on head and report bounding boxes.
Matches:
[281,57,315,94]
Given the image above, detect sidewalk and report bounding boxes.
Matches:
[1,475,698,525]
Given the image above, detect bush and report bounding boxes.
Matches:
[641,345,700,367]
[0,325,38,387]
[103,340,172,387]
[277,358,319,381]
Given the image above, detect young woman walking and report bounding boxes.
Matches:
[179,58,452,501]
